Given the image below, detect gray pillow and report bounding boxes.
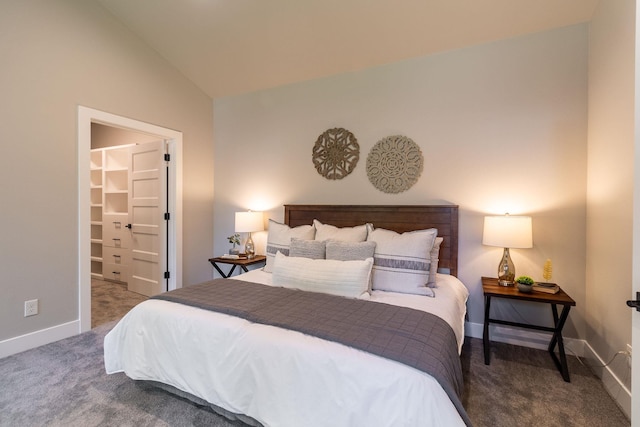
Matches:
[289,238,326,259]
[326,240,376,261]
[428,237,444,287]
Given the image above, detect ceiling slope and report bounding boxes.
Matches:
[98,0,598,98]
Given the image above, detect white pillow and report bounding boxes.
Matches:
[428,237,444,287]
[264,220,316,273]
[272,252,373,298]
[313,219,369,242]
[366,224,437,296]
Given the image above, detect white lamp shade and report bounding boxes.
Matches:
[235,211,264,233]
[482,215,533,249]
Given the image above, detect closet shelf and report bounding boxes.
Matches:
[91,145,131,285]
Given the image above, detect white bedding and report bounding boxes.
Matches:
[104,270,469,427]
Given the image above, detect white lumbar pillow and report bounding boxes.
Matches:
[272,252,373,299]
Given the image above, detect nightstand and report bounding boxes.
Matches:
[482,276,576,382]
[209,255,266,278]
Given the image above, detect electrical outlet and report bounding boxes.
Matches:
[24,299,38,317]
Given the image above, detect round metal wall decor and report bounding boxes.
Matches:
[312,128,360,180]
[366,135,424,194]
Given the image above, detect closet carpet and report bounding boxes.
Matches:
[91,279,147,328]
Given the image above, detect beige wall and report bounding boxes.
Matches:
[0,0,214,342]
[213,25,589,334]
[586,0,635,392]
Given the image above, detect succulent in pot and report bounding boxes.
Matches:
[515,275,534,292]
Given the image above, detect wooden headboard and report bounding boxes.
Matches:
[284,205,458,277]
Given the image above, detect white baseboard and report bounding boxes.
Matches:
[0,320,79,359]
[465,322,630,419]
[465,321,585,356]
[582,341,631,419]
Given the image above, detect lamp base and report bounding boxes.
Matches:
[497,247,515,286]
[245,233,255,259]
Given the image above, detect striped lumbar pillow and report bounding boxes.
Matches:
[366,224,437,296]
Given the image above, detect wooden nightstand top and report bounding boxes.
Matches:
[209,255,266,266]
[481,276,575,306]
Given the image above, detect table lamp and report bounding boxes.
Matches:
[482,214,533,286]
[235,211,264,259]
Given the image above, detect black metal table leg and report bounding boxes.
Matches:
[212,263,237,278]
[548,304,572,382]
[209,256,267,280]
[483,295,492,364]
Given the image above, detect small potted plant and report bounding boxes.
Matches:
[227,233,240,255]
[515,275,534,293]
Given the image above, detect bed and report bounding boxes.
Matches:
[104,205,470,426]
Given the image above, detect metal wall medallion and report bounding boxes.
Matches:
[366,135,424,193]
[312,128,360,180]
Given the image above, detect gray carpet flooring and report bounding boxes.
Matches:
[462,340,630,427]
[0,284,631,427]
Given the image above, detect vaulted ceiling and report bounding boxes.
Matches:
[98,0,598,98]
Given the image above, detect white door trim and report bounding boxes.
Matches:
[633,2,640,423]
[78,106,183,333]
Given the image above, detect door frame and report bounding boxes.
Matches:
[633,1,640,421]
[77,106,183,333]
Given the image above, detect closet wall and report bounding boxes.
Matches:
[92,123,159,148]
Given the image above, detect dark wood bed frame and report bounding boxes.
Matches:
[284,205,458,277]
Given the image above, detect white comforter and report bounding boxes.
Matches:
[104,271,469,427]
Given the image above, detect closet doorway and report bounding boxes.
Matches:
[78,106,183,333]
